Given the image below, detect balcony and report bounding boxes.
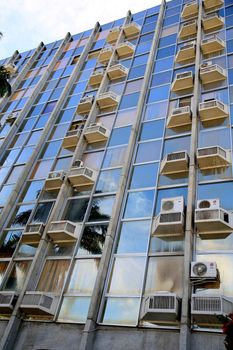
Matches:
[84,123,110,143]
[123,22,141,38]
[0,292,18,314]
[191,295,233,326]
[152,213,185,239]
[175,42,196,64]
[199,99,228,123]
[202,14,224,33]
[47,221,79,244]
[203,0,224,12]
[98,47,114,63]
[20,292,58,316]
[89,68,105,86]
[195,207,233,239]
[200,63,226,85]
[68,166,97,187]
[21,223,45,245]
[179,20,197,40]
[197,146,231,170]
[44,170,66,191]
[116,42,135,58]
[201,35,225,55]
[171,71,194,92]
[107,63,129,80]
[96,91,120,110]
[167,106,192,129]
[106,26,121,43]
[160,151,189,175]
[76,95,94,114]
[62,124,83,149]
[181,1,198,20]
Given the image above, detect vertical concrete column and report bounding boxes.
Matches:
[0,24,100,350]
[79,3,166,350]
[0,42,46,113]
[0,32,71,158]
[6,50,20,65]
[178,2,202,350]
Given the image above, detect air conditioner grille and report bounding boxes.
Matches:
[40,295,53,309]
[196,209,219,220]
[193,263,207,276]
[167,152,186,161]
[198,200,211,209]
[193,297,221,312]
[162,200,174,211]
[149,296,175,310]
[159,213,182,223]
[0,294,13,304]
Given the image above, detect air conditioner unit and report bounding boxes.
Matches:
[161,197,184,213]
[191,294,233,326]
[190,261,217,280]
[90,123,99,127]
[152,197,185,239]
[141,292,181,324]
[200,61,212,68]
[160,151,189,175]
[72,159,84,168]
[197,199,219,210]
[20,292,59,316]
[197,146,231,170]
[0,292,18,313]
[195,198,233,238]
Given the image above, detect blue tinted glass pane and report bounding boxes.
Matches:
[88,196,115,221]
[124,190,154,218]
[159,34,177,48]
[198,182,233,210]
[128,65,146,80]
[163,14,180,26]
[135,41,152,55]
[157,45,176,59]
[151,71,172,87]
[117,220,150,253]
[130,163,158,189]
[140,120,165,140]
[108,126,131,146]
[119,93,140,110]
[22,181,44,202]
[155,187,188,215]
[136,140,162,163]
[153,57,174,72]
[147,85,170,103]
[96,169,121,193]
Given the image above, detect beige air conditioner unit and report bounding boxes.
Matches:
[152,197,185,239]
[160,151,189,175]
[195,199,233,238]
[84,123,110,143]
[191,294,233,326]
[197,146,231,170]
[142,292,181,324]
[44,170,66,191]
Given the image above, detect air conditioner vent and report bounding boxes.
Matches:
[162,200,174,211]
[198,200,211,209]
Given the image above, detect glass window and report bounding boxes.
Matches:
[40,140,62,159]
[96,169,121,193]
[16,147,34,164]
[53,157,72,171]
[31,202,53,223]
[30,159,53,179]
[130,163,158,189]
[157,45,176,59]
[50,124,69,140]
[108,257,146,294]
[119,92,140,110]
[37,259,70,292]
[0,262,9,285]
[0,184,14,206]
[6,165,24,184]
[124,190,154,218]
[21,180,44,202]
[136,140,162,163]
[11,204,34,227]
[78,225,107,255]
[144,101,168,120]
[102,146,127,168]
[1,149,21,167]
[83,151,104,171]
[151,70,172,87]
[117,220,150,253]
[3,261,31,292]
[88,196,115,222]
[102,297,140,325]
[145,256,184,295]
[108,126,131,147]
[58,297,90,323]
[140,120,165,140]
[147,85,170,103]
[64,198,89,222]
[114,108,136,127]
[128,65,146,80]
[67,259,99,293]
[0,230,21,258]
[42,101,57,114]
[198,182,233,210]
[125,80,143,94]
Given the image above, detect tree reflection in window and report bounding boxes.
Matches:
[0,230,22,258]
[78,225,107,255]
[10,205,34,228]
[88,196,115,222]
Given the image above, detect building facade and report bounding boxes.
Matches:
[0,0,232,349]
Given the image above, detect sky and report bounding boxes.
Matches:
[0,0,161,60]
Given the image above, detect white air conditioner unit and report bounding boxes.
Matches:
[90,123,99,127]
[191,294,233,326]
[72,159,84,168]
[152,197,185,239]
[200,61,212,68]
[190,261,217,280]
[161,197,184,213]
[141,292,181,324]
[0,292,18,313]
[197,199,220,210]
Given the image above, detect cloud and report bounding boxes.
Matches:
[0,0,161,59]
